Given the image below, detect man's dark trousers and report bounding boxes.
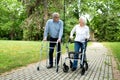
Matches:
[49,37,61,66]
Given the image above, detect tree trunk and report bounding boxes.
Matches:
[43,0,48,25]
[10,30,14,40]
[26,0,42,17]
[90,31,95,41]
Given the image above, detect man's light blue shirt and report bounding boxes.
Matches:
[44,19,63,40]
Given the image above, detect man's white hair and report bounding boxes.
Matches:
[52,12,59,18]
[79,16,87,24]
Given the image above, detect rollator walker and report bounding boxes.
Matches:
[63,39,88,75]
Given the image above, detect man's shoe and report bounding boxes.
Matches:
[47,65,53,69]
[71,67,77,71]
[80,64,82,68]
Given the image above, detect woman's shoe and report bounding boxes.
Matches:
[71,67,77,71]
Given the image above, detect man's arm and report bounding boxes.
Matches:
[58,21,63,41]
[43,20,49,40]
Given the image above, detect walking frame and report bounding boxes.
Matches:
[37,41,62,72]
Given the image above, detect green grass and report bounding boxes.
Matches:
[0,40,91,74]
[102,42,120,70]
[0,40,66,74]
[0,40,42,74]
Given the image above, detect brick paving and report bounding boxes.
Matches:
[0,42,113,80]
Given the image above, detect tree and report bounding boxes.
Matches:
[0,0,120,41]
[0,0,26,40]
[21,0,64,40]
[88,0,120,41]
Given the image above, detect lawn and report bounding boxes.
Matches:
[0,40,71,74]
[0,40,42,74]
[0,40,91,74]
[102,42,120,70]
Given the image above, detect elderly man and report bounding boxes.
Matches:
[43,12,63,69]
[70,16,90,71]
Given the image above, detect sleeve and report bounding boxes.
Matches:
[58,21,63,40]
[86,26,90,39]
[70,26,76,38]
[43,20,49,39]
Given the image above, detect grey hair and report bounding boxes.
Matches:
[52,12,60,18]
[79,16,87,24]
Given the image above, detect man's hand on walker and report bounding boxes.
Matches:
[57,39,61,43]
[43,37,47,41]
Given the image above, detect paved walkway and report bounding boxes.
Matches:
[0,42,113,80]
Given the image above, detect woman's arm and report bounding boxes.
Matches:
[86,26,90,39]
[70,26,76,39]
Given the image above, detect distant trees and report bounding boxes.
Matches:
[87,0,120,41]
[0,0,26,40]
[20,0,64,40]
[0,0,120,41]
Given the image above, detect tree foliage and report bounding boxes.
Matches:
[0,0,26,40]
[87,0,120,41]
[0,0,120,41]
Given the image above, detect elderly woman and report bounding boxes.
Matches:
[70,16,90,71]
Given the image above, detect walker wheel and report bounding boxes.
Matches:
[84,61,88,71]
[70,60,73,68]
[37,67,39,71]
[81,67,85,75]
[63,63,69,72]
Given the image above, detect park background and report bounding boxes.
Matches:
[0,0,120,75]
